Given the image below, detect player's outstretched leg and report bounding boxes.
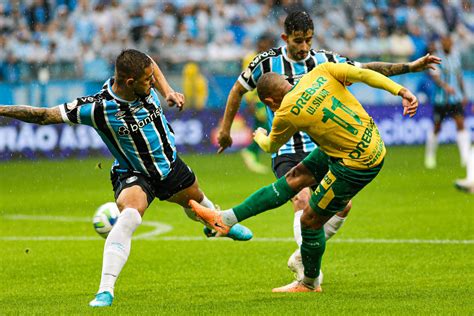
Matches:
[189,200,253,241]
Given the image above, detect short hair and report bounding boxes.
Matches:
[284,11,314,35]
[115,49,152,85]
[257,72,286,101]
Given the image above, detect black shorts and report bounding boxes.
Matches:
[111,155,196,204]
[271,152,311,178]
[433,103,464,124]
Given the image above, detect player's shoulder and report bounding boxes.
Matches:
[312,49,355,64]
[312,49,346,59]
[246,47,282,69]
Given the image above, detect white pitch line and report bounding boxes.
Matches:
[1,214,473,245]
[1,214,172,240]
[0,235,472,245]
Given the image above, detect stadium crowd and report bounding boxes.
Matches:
[0,0,472,82]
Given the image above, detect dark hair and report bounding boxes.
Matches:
[284,11,314,35]
[115,49,152,85]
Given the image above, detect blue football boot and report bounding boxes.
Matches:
[89,291,113,307]
[203,223,253,241]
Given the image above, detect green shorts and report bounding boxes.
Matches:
[301,148,384,216]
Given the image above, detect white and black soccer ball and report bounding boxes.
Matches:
[93,202,120,238]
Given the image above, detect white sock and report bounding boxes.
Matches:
[425,130,438,161]
[199,195,216,210]
[468,146,474,181]
[183,194,215,222]
[98,208,142,296]
[221,209,238,226]
[293,210,303,246]
[456,129,471,166]
[324,215,346,240]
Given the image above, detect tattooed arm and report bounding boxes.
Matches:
[0,105,63,125]
[361,53,442,77]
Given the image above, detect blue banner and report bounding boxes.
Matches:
[0,107,473,160]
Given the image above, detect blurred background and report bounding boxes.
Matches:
[0,0,472,159]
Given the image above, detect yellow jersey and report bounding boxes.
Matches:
[260,63,403,169]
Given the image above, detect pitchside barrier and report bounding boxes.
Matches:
[0,72,473,160]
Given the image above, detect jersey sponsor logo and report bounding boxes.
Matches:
[349,120,375,160]
[117,107,162,136]
[78,95,103,105]
[115,110,127,120]
[125,176,138,184]
[291,76,328,116]
[249,49,277,68]
[130,103,144,115]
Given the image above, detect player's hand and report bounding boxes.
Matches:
[409,53,442,72]
[166,91,185,111]
[253,127,268,137]
[217,129,232,154]
[444,85,455,95]
[399,88,418,117]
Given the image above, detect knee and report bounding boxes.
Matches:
[117,208,143,234]
[285,164,316,192]
[116,186,148,215]
[291,188,311,211]
[300,209,322,230]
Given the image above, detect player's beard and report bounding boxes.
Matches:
[134,87,151,98]
[296,50,308,60]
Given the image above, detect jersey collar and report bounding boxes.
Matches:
[107,78,139,104]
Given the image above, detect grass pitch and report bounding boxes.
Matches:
[0,145,473,315]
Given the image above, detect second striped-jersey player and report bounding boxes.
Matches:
[239,46,359,158]
[59,78,177,180]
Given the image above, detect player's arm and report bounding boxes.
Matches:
[217,80,248,153]
[254,116,296,153]
[429,68,455,95]
[0,105,63,125]
[148,56,185,110]
[361,53,442,76]
[329,63,419,117]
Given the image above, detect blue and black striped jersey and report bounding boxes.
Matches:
[59,78,177,180]
[431,49,463,105]
[239,46,359,158]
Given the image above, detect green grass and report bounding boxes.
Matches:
[0,145,473,315]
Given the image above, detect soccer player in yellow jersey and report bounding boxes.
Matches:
[189,62,418,292]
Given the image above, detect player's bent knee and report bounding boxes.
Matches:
[291,188,311,210]
[300,209,324,230]
[116,186,148,215]
[116,208,143,235]
[285,164,316,192]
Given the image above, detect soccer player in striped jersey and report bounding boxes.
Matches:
[0,49,253,307]
[424,35,470,169]
[190,62,419,292]
[217,11,441,283]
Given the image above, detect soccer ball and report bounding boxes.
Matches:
[93,202,120,238]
